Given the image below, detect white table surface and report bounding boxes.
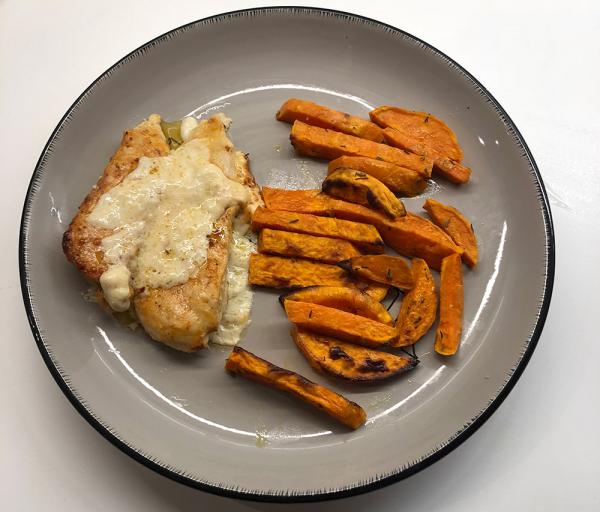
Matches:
[2,1,599,510]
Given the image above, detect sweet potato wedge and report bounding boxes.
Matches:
[423,198,478,267]
[338,254,414,290]
[378,214,464,271]
[292,328,418,382]
[370,106,470,183]
[322,169,406,219]
[285,301,397,348]
[248,254,389,301]
[276,98,384,142]
[383,127,471,184]
[394,258,437,347]
[290,121,433,175]
[370,106,463,160]
[225,346,366,429]
[251,207,384,253]
[249,253,351,289]
[258,229,360,264]
[357,282,388,302]
[280,286,393,325]
[261,189,464,270]
[328,156,428,196]
[434,254,464,356]
[262,187,391,226]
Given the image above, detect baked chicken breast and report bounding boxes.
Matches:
[63,113,262,352]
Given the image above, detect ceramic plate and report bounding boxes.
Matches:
[20,7,554,502]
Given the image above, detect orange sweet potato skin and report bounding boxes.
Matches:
[251,207,384,253]
[277,99,384,142]
[280,286,393,325]
[292,328,418,382]
[338,255,413,290]
[290,121,433,175]
[285,301,397,348]
[394,258,437,347]
[258,229,360,264]
[261,189,463,270]
[423,198,478,267]
[328,156,429,196]
[225,346,366,429]
[248,254,388,301]
[434,253,464,356]
[383,128,471,184]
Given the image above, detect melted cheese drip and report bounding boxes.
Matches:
[99,264,131,312]
[180,117,198,142]
[88,137,249,311]
[209,230,255,346]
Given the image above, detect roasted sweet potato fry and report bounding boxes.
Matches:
[371,106,463,160]
[263,187,390,226]
[248,254,388,301]
[431,157,471,185]
[290,121,433,175]
[338,254,413,290]
[434,254,464,356]
[280,286,393,325]
[285,301,397,348]
[292,328,418,382]
[249,253,351,289]
[370,106,470,184]
[225,346,366,429]
[258,229,360,264]
[378,214,463,271]
[360,284,388,302]
[357,282,388,302]
[322,169,406,219]
[383,128,471,184]
[328,156,428,196]
[423,198,478,267]
[276,99,384,142]
[251,207,384,253]
[394,258,437,347]
[261,189,463,270]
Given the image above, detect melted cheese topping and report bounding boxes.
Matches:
[180,117,198,142]
[99,264,131,312]
[88,137,249,311]
[209,230,255,346]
